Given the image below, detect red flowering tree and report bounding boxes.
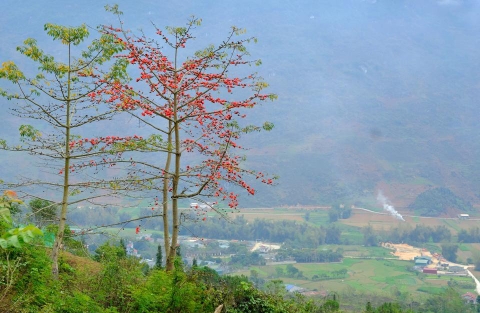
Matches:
[98,10,276,270]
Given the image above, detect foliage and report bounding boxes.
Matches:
[362,225,378,247]
[29,199,58,227]
[328,204,352,223]
[441,244,458,263]
[475,256,480,271]
[181,216,329,248]
[458,227,480,243]
[7,202,21,217]
[90,241,142,310]
[0,240,56,312]
[0,191,21,225]
[381,224,452,245]
[420,287,471,313]
[328,210,339,223]
[155,244,163,269]
[364,302,413,313]
[325,225,342,244]
[0,191,43,249]
[131,263,214,313]
[231,251,266,267]
[93,240,127,262]
[0,225,43,249]
[281,248,343,264]
[446,277,476,290]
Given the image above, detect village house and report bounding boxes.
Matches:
[462,292,477,304]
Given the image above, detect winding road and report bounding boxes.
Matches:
[353,207,480,221]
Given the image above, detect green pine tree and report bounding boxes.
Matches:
[155,244,163,269]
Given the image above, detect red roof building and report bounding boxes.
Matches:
[422,268,438,274]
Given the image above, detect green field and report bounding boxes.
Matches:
[442,219,462,232]
[306,211,330,226]
[235,257,478,302]
[344,246,398,259]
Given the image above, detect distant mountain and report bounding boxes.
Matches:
[1,0,480,209]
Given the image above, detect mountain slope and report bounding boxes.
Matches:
[1,0,480,209]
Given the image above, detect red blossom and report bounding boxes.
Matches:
[95,17,276,225]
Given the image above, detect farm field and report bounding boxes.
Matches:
[229,207,480,233]
[227,208,480,298]
[340,209,480,234]
[230,209,305,222]
[235,258,478,305]
[322,244,400,259]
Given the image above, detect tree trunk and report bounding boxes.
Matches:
[162,121,173,267]
[51,43,72,278]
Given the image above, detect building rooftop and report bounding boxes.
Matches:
[414,256,432,260]
[415,259,429,265]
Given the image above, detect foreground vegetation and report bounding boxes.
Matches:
[0,237,339,313]
[1,238,478,313]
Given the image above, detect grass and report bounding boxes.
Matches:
[442,219,461,232]
[421,243,442,254]
[248,266,269,276]
[230,209,305,222]
[340,232,363,245]
[306,211,330,226]
[337,224,364,244]
[417,286,445,294]
[99,227,164,240]
[341,245,398,259]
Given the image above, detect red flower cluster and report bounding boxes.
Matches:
[95,19,276,211]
